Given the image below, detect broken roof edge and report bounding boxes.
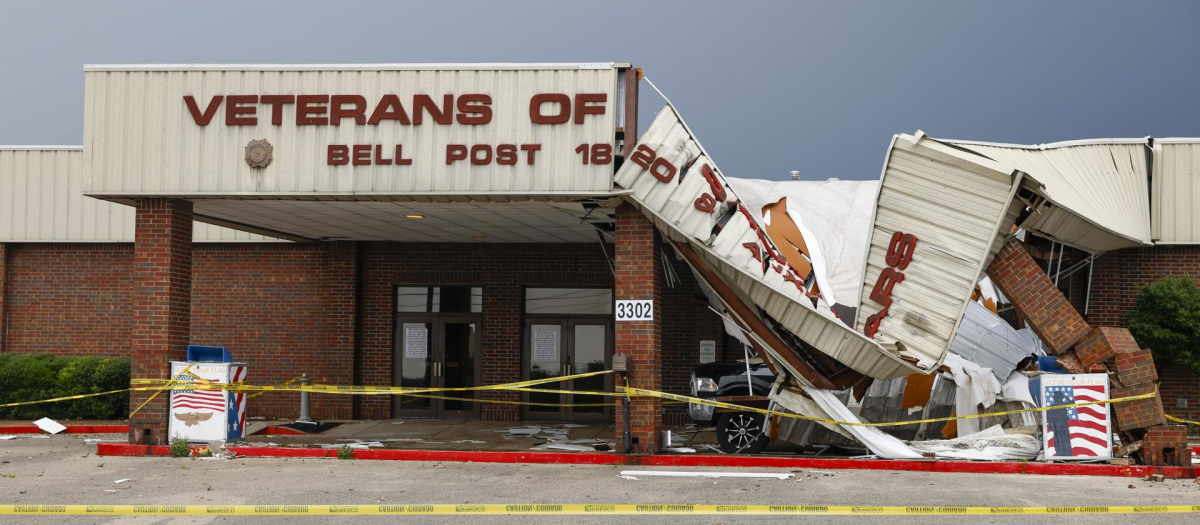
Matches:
[935,136,1151,150]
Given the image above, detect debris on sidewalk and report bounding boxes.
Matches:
[206,441,238,459]
[33,418,66,434]
[619,470,793,480]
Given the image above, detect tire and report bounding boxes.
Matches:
[715,412,769,454]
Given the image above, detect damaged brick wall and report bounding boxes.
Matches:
[986,238,1189,462]
[614,205,663,453]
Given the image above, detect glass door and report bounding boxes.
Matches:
[565,320,612,422]
[523,321,567,420]
[394,317,437,418]
[438,317,481,418]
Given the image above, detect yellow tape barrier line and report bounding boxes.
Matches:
[248,376,302,399]
[131,369,615,395]
[1165,414,1200,426]
[620,386,1159,428]
[128,363,196,418]
[1,504,1197,515]
[0,388,132,409]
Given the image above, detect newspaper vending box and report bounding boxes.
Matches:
[168,346,248,442]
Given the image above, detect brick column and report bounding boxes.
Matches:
[0,243,7,353]
[129,199,193,445]
[986,239,1089,356]
[322,241,357,420]
[614,204,663,454]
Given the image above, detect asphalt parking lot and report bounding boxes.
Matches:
[1,434,1198,524]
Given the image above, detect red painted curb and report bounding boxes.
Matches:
[94,443,1197,479]
[256,425,307,436]
[0,424,128,434]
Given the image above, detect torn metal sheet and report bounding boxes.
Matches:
[770,385,924,460]
[950,300,1042,382]
[616,104,918,381]
[909,425,1040,461]
[945,138,1152,252]
[32,417,66,435]
[855,133,1027,375]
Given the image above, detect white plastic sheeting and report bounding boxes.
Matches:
[726,178,879,319]
[909,425,1040,461]
[772,385,923,459]
[941,353,1002,436]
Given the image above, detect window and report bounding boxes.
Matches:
[525,288,612,315]
[396,286,482,313]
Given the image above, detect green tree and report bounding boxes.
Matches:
[1127,277,1200,374]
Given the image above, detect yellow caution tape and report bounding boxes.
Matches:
[1,504,1197,515]
[131,369,615,395]
[620,386,1159,428]
[0,388,132,409]
[1165,414,1200,426]
[128,363,196,417]
[248,376,302,399]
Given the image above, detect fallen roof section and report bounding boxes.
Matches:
[943,137,1153,252]
[616,105,920,382]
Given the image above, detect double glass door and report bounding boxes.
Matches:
[522,318,613,421]
[393,315,481,418]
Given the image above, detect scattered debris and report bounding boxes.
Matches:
[33,418,67,435]
[113,479,131,484]
[618,475,639,481]
[1145,474,1165,483]
[0,436,16,441]
[543,444,595,452]
[619,470,792,480]
[664,447,696,454]
[206,441,238,459]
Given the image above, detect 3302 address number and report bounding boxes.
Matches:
[615,300,654,321]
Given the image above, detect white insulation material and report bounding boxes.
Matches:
[727,178,879,315]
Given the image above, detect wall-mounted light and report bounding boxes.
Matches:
[406,215,424,219]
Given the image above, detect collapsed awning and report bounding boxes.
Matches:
[942,138,1153,253]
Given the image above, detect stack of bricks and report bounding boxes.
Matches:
[986,238,1180,466]
[1143,425,1191,467]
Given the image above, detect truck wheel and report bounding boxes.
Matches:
[715,412,769,454]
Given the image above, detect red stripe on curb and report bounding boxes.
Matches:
[0,424,128,434]
[255,425,307,436]
[94,443,1197,479]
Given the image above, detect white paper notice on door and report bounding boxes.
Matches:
[699,340,717,363]
[404,327,428,359]
[532,330,558,362]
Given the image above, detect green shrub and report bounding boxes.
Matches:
[169,436,192,458]
[1128,277,1200,375]
[337,445,354,460]
[0,353,131,420]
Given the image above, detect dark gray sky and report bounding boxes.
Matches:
[2,0,1198,180]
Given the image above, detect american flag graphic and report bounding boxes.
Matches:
[171,374,226,413]
[227,366,247,437]
[1044,384,1110,458]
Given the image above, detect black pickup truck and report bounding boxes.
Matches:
[689,359,776,453]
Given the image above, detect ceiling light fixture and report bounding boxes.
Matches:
[405,215,424,219]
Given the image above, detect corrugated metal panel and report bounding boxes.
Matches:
[83,66,619,198]
[616,106,919,381]
[1152,139,1200,244]
[0,148,280,242]
[947,139,1152,252]
[855,134,1025,375]
[948,301,1041,382]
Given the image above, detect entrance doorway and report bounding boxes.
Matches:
[521,288,614,422]
[393,286,482,418]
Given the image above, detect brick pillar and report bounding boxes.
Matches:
[129,199,193,445]
[481,273,521,421]
[614,204,663,454]
[986,239,1090,356]
[322,241,357,420]
[0,243,7,353]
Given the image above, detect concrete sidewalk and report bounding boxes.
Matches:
[3,435,1200,524]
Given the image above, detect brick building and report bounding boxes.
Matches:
[1,63,1197,452]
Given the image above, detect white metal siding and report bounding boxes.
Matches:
[855,135,1023,374]
[83,66,619,198]
[1152,140,1200,244]
[616,107,918,380]
[0,149,279,242]
[949,140,1152,252]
